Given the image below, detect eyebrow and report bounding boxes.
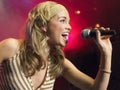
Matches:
[58,16,70,22]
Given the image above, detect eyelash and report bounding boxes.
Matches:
[60,19,66,23]
[59,18,70,24]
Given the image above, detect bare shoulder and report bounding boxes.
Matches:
[0,38,22,51]
[0,38,23,63]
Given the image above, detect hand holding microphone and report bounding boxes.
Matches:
[81,27,114,55]
[81,28,116,39]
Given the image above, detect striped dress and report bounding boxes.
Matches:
[0,51,56,90]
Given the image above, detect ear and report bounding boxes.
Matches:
[41,26,47,32]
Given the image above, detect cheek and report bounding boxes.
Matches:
[47,28,58,39]
[47,21,64,38]
[48,26,62,36]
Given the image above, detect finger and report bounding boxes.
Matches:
[101,35,111,39]
[105,27,110,30]
[99,27,106,30]
[95,29,101,42]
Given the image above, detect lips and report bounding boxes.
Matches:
[61,32,69,41]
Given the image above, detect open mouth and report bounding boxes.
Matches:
[62,33,69,41]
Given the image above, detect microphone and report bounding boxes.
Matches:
[81,29,116,39]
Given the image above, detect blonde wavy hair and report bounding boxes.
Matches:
[19,1,68,77]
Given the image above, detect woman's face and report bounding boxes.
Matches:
[46,11,71,47]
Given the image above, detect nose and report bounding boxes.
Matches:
[66,23,72,30]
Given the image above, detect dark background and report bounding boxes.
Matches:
[0,0,120,90]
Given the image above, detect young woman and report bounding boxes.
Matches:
[0,1,112,90]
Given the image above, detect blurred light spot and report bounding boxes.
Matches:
[95,23,100,28]
[93,7,97,11]
[75,10,81,15]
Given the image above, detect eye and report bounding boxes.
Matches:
[60,19,66,23]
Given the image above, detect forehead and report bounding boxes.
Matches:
[53,11,70,20]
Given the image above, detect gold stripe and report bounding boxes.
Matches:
[10,56,22,90]
[15,53,32,90]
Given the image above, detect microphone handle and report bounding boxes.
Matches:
[90,29,116,38]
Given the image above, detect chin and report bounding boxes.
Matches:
[60,43,67,47]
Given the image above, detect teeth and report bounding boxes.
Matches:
[62,33,69,36]
[62,33,69,41]
[66,35,69,40]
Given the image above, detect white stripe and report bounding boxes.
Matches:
[9,57,21,89]
[9,53,32,90]
[41,81,55,88]
[45,76,54,81]
[14,54,32,90]
[43,79,55,85]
